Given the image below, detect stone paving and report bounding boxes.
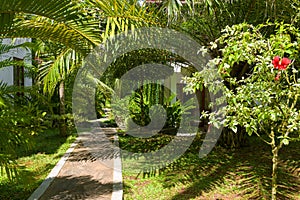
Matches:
[30,128,121,200]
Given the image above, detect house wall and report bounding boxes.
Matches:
[0,38,32,86]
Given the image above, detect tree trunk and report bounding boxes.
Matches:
[140,84,145,126]
[271,146,279,200]
[59,81,67,136]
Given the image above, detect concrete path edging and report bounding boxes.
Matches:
[111,134,123,200]
[27,128,123,200]
[27,138,79,200]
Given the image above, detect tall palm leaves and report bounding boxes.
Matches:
[0,0,162,95]
[89,0,160,40]
[37,46,81,94]
[0,0,161,54]
[0,0,100,54]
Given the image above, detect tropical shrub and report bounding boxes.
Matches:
[112,85,196,134]
[184,22,300,200]
[0,85,47,179]
[0,41,48,179]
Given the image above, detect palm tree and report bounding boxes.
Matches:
[36,43,82,136]
[1,0,297,137]
[0,0,163,135]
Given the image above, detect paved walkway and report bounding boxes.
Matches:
[28,128,122,200]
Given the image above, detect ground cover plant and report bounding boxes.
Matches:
[0,129,76,200]
[120,133,300,200]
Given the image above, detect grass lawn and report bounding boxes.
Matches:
[0,129,76,200]
[120,133,300,200]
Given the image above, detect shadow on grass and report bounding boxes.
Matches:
[0,129,76,200]
[0,163,56,200]
[16,129,74,158]
[166,138,300,200]
[121,133,299,199]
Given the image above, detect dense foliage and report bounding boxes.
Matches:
[184,22,300,199]
[0,0,300,199]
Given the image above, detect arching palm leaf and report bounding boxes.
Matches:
[89,0,160,41]
[0,0,100,54]
[0,0,163,95]
[0,0,162,53]
[38,47,82,94]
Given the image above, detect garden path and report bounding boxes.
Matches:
[28,126,122,200]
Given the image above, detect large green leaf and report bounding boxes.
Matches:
[0,0,82,22]
[0,0,99,54]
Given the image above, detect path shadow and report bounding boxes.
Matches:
[67,128,120,162]
[39,175,117,200]
[121,135,299,199]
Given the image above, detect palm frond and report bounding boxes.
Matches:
[90,0,159,41]
[39,47,82,94]
[3,18,97,55]
[0,0,82,22]
[159,0,194,23]
[0,0,100,54]
[0,41,27,70]
[0,0,162,53]
[0,41,19,54]
[91,74,114,95]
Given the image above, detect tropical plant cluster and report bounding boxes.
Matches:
[0,0,299,199]
[184,22,300,199]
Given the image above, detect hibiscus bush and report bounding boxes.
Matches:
[184,22,300,200]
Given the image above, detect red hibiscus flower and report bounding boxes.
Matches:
[272,56,291,70]
[272,56,280,67]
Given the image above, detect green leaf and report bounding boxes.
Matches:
[231,126,237,133]
[270,113,276,121]
[282,138,289,145]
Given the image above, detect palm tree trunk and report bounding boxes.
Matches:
[140,84,145,126]
[59,81,67,136]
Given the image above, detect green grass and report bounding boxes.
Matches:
[120,133,300,200]
[0,129,77,200]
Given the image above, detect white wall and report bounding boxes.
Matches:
[0,38,32,86]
